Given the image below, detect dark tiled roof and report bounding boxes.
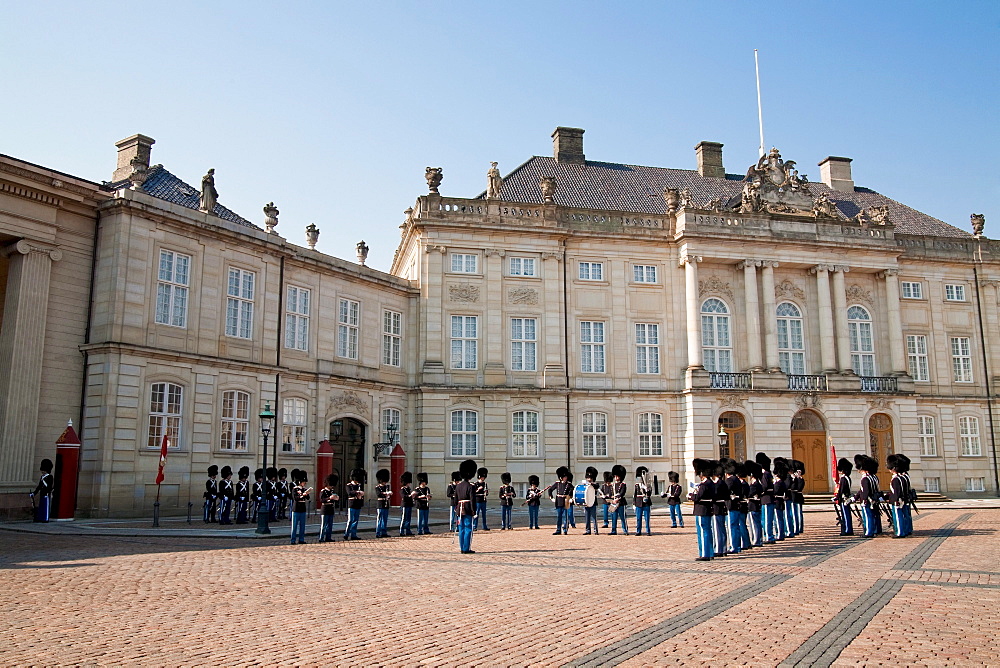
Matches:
[106,165,259,229]
[486,156,968,238]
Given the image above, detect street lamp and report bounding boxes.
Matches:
[373,422,398,461]
[256,402,275,535]
[718,424,729,457]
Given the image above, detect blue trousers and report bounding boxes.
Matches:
[501,504,512,529]
[785,502,795,536]
[458,514,474,552]
[344,507,360,539]
[611,506,628,534]
[713,514,727,555]
[418,508,430,534]
[840,503,854,534]
[555,506,568,533]
[449,506,458,531]
[602,504,610,526]
[219,498,232,524]
[749,510,762,546]
[696,515,715,558]
[235,500,249,524]
[669,504,683,527]
[585,505,599,533]
[860,505,876,537]
[399,506,413,535]
[375,508,388,537]
[568,505,576,528]
[762,503,775,542]
[203,498,216,522]
[320,513,334,541]
[902,504,913,536]
[892,505,905,537]
[795,502,804,534]
[290,511,306,543]
[474,502,489,530]
[728,510,743,553]
[774,505,786,540]
[635,505,651,535]
[739,511,751,550]
[528,504,540,528]
[33,495,50,523]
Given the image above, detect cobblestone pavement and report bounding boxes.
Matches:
[1,507,997,667]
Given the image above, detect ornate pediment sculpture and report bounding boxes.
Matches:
[811,192,840,219]
[739,148,814,214]
[853,205,892,227]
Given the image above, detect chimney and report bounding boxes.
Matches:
[552,127,585,164]
[818,156,855,191]
[695,141,725,178]
[113,134,155,182]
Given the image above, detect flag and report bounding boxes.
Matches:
[155,432,169,485]
[829,437,839,484]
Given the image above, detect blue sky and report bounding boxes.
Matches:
[2,2,997,270]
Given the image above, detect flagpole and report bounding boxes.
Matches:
[755,49,765,159]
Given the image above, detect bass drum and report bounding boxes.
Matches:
[574,482,596,507]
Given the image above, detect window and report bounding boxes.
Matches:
[945,284,966,301]
[635,323,660,374]
[848,305,875,376]
[451,315,478,369]
[907,335,929,381]
[959,416,982,456]
[582,412,608,457]
[632,265,657,283]
[965,477,986,492]
[951,336,973,382]
[220,390,249,451]
[382,310,402,367]
[285,286,310,351]
[282,398,307,453]
[148,382,182,449]
[381,408,401,448]
[510,318,537,371]
[451,253,478,273]
[511,410,539,457]
[509,257,536,277]
[917,415,937,457]
[579,261,604,281]
[516,481,529,498]
[924,476,940,493]
[580,321,606,373]
[337,299,360,359]
[901,281,923,299]
[225,268,255,338]
[637,412,663,456]
[701,299,732,373]
[155,250,190,328]
[776,302,805,375]
[450,409,478,457]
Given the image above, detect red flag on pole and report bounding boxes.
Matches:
[829,437,839,484]
[155,432,169,485]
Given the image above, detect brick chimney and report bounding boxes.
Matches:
[818,156,854,191]
[112,134,155,182]
[695,141,725,178]
[552,127,585,164]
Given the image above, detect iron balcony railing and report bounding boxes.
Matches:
[860,376,898,393]
[709,372,752,390]
[787,374,828,391]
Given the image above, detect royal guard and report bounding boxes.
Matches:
[549,466,573,535]
[30,459,54,523]
[251,468,265,523]
[498,472,516,530]
[455,459,478,554]
[834,457,854,535]
[374,468,391,538]
[474,468,490,531]
[690,458,716,560]
[609,464,629,535]
[398,471,415,536]
[218,465,235,525]
[343,468,366,540]
[756,453,776,543]
[633,466,653,536]
[887,454,913,538]
[203,465,219,523]
[414,472,432,535]
[582,466,600,535]
[234,466,251,524]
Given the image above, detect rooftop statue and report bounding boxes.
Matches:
[356,240,369,266]
[740,148,813,214]
[263,202,279,234]
[199,168,218,214]
[539,176,557,204]
[486,162,502,199]
[811,192,839,219]
[663,187,680,214]
[971,213,986,238]
[425,167,443,194]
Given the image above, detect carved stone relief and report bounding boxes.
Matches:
[867,397,892,411]
[332,390,369,413]
[795,393,822,409]
[846,284,874,307]
[699,275,734,302]
[508,288,539,305]
[449,283,480,303]
[718,393,747,408]
[775,279,806,301]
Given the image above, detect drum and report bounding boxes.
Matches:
[574,482,596,507]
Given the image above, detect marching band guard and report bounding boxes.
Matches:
[757,453,776,544]
[343,468,365,540]
[447,470,461,532]
[633,466,653,536]
[267,467,280,522]
[887,454,913,538]
[474,468,490,531]
[853,456,879,538]
[498,472,516,530]
[399,471,415,536]
[415,472,432,535]
[550,466,574,535]
[723,460,744,554]
[898,454,914,536]
[745,461,764,546]
[319,473,339,542]
[711,460,728,555]
[772,458,789,541]
[374,469,391,538]
[455,459,478,554]
[738,463,753,551]
[583,466,600,535]
[834,458,854,535]
[601,471,613,528]
[252,468,265,523]
[791,460,806,536]
[235,466,251,524]
[277,468,290,521]
[609,465,629,535]
[290,471,311,544]
[203,465,219,523]
[662,471,684,528]
[30,459,54,523]
[524,474,542,529]
[690,459,715,560]
[218,466,235,525]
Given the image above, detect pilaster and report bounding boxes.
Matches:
[680,253,702,369]
[761,261,779,372]
[738,260,762,371]
[831,265,852,374]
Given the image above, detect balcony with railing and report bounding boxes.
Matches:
[709,372,752,390]
[860,376,898,393]
[787,374,828,391]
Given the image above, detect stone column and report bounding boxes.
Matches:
[738,260,762,371]
[761,261,780,371]
[540,252,565,387]
[879,268,905,374]
[0,240,61,489]
[681,253,703,369]
[831,265,852,373]
[810,264,837,373]
[483,248,506,385]
[420,244,447,383]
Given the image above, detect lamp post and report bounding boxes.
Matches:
[718,424,729,458]
[372,422,398,462]
[256,402,275,535]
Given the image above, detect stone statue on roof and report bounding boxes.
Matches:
[678,188,697,210]
[811,192,839,219]
[663,188,679,214]
[486,162,502,199]
[971,213,986,238]
[425,167,443,194]
[740,148,812,214]
[199,169,218,214]
[539,176,557,204]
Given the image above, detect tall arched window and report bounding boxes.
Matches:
[848,305,875,376]
[776,302,805,375]
[701,298,732,372]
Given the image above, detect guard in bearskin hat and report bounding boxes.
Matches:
[775,457,795,538]
[446,470,461,532]
[414,472,432,534]
[549,466,574,535]
[319,473,339,542]
[736,462,753,550]
[398,471,415,536]
[771,458,790,541]
[690,458,716,560]
[290,471,311,544]
[218,465,235,525]
[723,460,744,554]
[609,464,629,535]
[601,471,614,528]
[455,459,479,553]
[744,461,764,546]
[710,460,728,555]
[789,460,806,536]
[756,452,776,543]
[30,459,54,523]
[343,468,366,540]
[523,474,542,529]
[266,467,280,522]
[582,466,601,535]
[633,466,653,536]
[374,469,392,538]
[251,468,265,523]
[834,457,854,535]
[661,471,684,528]
[498,472,516,530]
[853,456,880,537]
[473,467,490,531]
[234,466,251,524]
[887,454,913,537]
[203,465,219,523]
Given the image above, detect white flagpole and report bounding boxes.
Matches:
[755,49,765,159]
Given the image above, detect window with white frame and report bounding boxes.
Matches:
[511,410,540,457]
[382,310,402,367]
[510,318,537,371]
[381,408,401,448]
[155,250,190,328]
[924,476,940,493]
[148,382,182,449]
[701,299,732,373]
[959,416,982,456]
[965,477,986,492]
[917,415,937,457]
[632,265,657,283]
[580,321,606,373]
[578,261,604,281]
[945,284,966,301]
[776,302,805,375]
[901,281,923,299]
[848,305,876,376]
[582,412,608,457]
[220,390,249,451]
[951,336,973,382]
[638,412,663,456]
[337,298,360,359]
[907,335,930,381]
[450,315,478,369]
[282,398,307,453]
[509,257,536,277]
[635,323,660,374]
[450,409,478,457]
[225,268,255,338]
[285,286,310,351]
[516,481,530,499]
[450,253,478,273]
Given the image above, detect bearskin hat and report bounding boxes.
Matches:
[667,470,679,483]
[893,453,911,473]
[254,467,264,480]
[854,454,866,469]
[772,459,789,478]
[611,464,627,480]
[635,465,649,479]
[692,458,708,477]
[40,458,53,473]
[401,471,413,485]
[836,457,853,475]
[298,471,308,483]
[710,460,723,478]
[772,457,789,471]
[556,465,570,479]
[744,461,761,479]
[451,470,462,482]
[278,468,288,478]
[859,456,879,474]
[326,473,339,486]
[886,454,898,470]
[477,467,489,479]
[349,468,365,483]
[459,459,478,480]
[528,474,540,486]
[724,459,738,475]
[221,465,232,478]
[501,471,512,484]
[585,466,599,481]
[792,459,805,474]
[238,466,250,478]
[603,470,613,483]
[755,452,771,469]
[375,468,390,483]
[735,462,748,478]
[207,465,219,477]
[417,471,429,484]
[567,470,574,482]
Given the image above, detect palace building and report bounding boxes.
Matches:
[0,128,996,517]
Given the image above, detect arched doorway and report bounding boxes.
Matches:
[718,412,747,461]
[790,409,829,493]
[329,418,366,508]
[868,413,894,489]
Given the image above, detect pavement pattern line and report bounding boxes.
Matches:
[892,513,973,570]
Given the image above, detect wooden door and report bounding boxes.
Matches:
[329,418,367,508]
[868,413,894,489]
[791,431,829,493]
